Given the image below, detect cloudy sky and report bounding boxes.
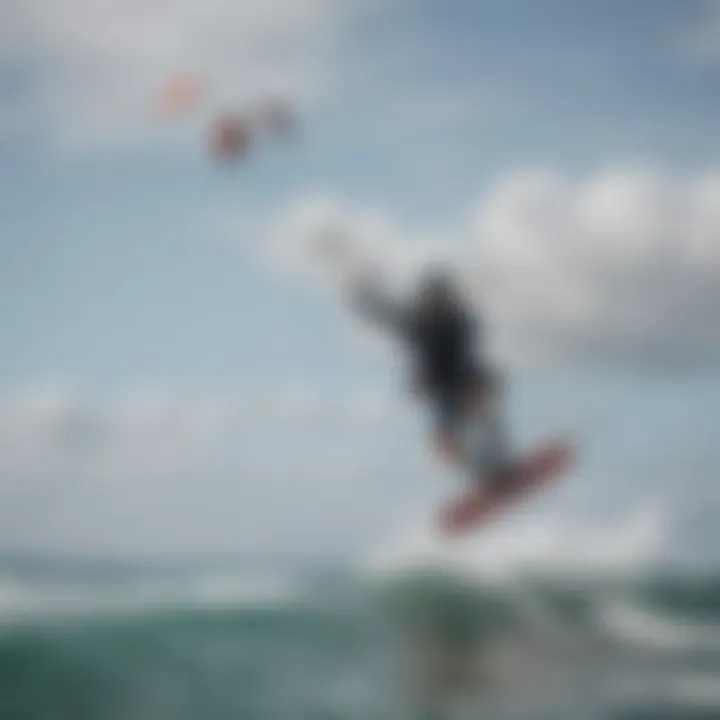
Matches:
[0,0,719,563]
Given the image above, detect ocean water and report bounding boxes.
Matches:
[0,548,720,720]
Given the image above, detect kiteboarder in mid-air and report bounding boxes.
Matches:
[345,263,573,534]
[347,266,509,474]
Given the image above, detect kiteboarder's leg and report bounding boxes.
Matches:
[435,434,462,464]
[466,385,516,491]
[431,378,490,468]
[432,387,464,466]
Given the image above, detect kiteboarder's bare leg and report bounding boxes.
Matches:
[464,385,517,491]
[432,381,495,469]
[435,433,463,465]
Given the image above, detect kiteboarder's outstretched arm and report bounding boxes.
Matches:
[346,270,412,341]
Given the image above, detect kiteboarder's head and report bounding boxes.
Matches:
[416,264,459,312]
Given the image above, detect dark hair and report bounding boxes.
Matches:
[416,265,460,310]
[418,264,455,293]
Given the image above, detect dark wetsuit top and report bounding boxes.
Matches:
[408,305,477,393]
[352,277,488,433]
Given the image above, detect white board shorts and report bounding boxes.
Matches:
[459,403,513,481]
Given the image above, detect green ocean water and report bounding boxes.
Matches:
[1,556,720,720]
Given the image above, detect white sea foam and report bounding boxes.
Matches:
[0,569,298,624]
[599,599,720,652]
[361,501,667,583]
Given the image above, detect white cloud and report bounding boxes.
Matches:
[476,166,720,369]
[0,384,228,482]
[259,166,720,370]
[0,383,402,485]
[0,0,383,150]
[0,382,408,554]
[0,382,397,479]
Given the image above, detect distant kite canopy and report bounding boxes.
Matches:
[254,97,295,138]
[209,97,296,164]
[210,113,252,161]
[156,73,205,118]
[155,72,298,164]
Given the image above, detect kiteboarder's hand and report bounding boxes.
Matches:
[344,264,382,302]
